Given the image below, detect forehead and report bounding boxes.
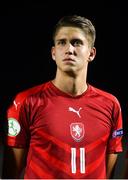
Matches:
[55,27,86,41]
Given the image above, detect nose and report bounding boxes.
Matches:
[65,43,74,55]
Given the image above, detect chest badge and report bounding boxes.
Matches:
[70,123,85,142]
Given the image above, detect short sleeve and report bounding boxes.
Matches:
[107,98,123,153]
[4,93,30,148]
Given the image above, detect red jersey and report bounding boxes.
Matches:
[5,81,123,179]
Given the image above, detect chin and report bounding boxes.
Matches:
[64,69,77,77]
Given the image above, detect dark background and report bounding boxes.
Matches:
[0,1,128,178]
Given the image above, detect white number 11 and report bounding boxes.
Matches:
[71,148,85,174]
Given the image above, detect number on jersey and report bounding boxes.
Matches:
[71,148,85,174]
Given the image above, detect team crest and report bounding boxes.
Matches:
[70,123,85,142]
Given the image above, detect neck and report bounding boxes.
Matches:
[52,70,88,96]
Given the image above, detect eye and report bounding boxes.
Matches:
[71,39,83,46]
[57,39,66,46]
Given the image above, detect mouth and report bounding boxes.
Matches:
[63,58,75,62]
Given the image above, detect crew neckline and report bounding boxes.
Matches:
[49,81,90,99]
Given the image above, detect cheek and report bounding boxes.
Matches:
[52,49,61,60]
[52,50,62,62]
[80,49,90,58]
[56,49,64,58]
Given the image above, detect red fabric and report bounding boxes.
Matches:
[5,81,123,179]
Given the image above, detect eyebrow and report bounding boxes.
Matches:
[56,38,83,42]
[55,38,66,42]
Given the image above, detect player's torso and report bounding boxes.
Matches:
[25,93,112,179]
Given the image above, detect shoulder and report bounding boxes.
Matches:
[10,81,51,108]
[7,81,51,119]
[89,84,121,107]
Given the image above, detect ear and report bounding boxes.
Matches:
[88,47,96,62]
[51,46,56,61]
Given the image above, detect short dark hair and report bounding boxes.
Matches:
[53,15,96,47]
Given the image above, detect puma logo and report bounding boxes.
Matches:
[13,100,20,110]
[69,107,82,118]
